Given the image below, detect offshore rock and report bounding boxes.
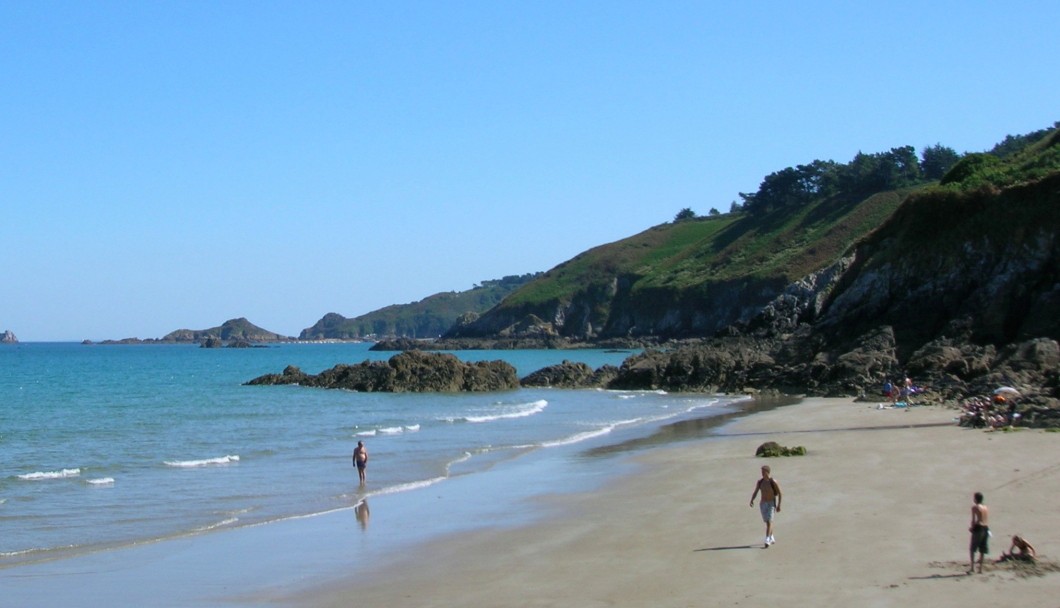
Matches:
[1,330,17,344]
[520,361,620,389]
[245,350,519,393]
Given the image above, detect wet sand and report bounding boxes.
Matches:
[292,397,1060,607]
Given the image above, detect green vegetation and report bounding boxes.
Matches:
[756,442,807,457]
[481,121,1059,339]
[301,274,540,339]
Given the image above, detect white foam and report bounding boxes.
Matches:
[404,424,420,432]
[195,517,239,532]
[365,476,446,497]
[18,468,81,481]
[536,418,643,449]
[378,426,405,435]
[463,399,548,423]
[163,455,240,468]
[355,429,377,437]
[87,477,115,486]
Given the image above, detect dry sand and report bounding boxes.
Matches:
[294,398,1060,607]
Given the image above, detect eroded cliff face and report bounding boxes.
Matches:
[812,175,1060,357]
[454,172,1059,362]
[449,275,795,341]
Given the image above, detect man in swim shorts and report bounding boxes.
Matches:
[749,465,782,547]
[352,441,368,485]
[968,491,990,574]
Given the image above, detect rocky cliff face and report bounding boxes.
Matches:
[1,330,17,344]
[447,275,793,341]
[603,173,1060,417]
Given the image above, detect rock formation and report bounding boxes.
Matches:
[245,350,519,393]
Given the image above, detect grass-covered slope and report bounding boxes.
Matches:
[452,123,1059,342]
[300,274,539,340]
[453,189,908,339]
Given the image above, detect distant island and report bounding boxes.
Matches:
[1,330,17,344]
[93,318,293,346]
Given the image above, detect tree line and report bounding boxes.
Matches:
[736,144,959,216]
[674,123,1058,223]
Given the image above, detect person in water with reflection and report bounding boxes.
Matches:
[352,441,368,485]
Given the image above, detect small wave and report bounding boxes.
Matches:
[87,477,115,486]
[1,544,80,559]
[462,399,548,423]
[365,476,446,498]
[195,517,239,532]
[355,430,377,437]
[368,423,422,436]
[18,468,81,481]
[163,455,240,468]
[534,418,644,449]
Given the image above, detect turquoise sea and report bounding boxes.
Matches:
[0,342,747,605]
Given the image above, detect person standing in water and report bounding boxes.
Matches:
[968,491,990,574]
[352,441,368,485]
[750,465,782,547]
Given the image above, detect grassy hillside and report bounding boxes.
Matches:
[458,122,1059,341]
[300,274,539,340]
[495,189,908,322]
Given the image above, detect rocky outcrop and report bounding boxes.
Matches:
[1,330,17,344]
[165,318,290,343]
[520,361,620,388]
[245,350,519,392]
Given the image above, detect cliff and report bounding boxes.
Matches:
[300,274,539,340]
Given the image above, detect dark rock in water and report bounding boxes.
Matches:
[520,361,621,389]
[200,337,223,348]
[521,360,595,388]
[1,330,18,344]
[245,350,519,392]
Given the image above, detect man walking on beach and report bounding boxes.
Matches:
[750,465,782,547]
[352,441,368,485]
[968,491,990,574]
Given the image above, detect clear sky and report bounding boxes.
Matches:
[2,2,1057,341]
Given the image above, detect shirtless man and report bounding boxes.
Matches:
[968,492,990,574]
[749,465,782,547]
[352,441,368,485]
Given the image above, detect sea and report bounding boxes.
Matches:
[0,342,750,604]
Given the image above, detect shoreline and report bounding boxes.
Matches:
[290,397,1060,607]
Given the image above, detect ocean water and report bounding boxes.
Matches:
[0,342,743,573]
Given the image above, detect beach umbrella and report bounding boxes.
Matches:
[993,386,1021,398]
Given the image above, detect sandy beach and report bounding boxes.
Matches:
[292,397,1060,607]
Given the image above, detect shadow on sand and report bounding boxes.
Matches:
[694,544,760,552]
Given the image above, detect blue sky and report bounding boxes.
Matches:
[2,2,1057,341]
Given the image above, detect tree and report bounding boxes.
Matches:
[673,208,696,222]
[708,208,720,216]
[920,144,960,180]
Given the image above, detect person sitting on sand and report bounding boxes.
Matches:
[998,535,1036,562]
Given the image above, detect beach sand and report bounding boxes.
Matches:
[292,398,1060,607]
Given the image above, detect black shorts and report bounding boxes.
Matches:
[970,526,989,554]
